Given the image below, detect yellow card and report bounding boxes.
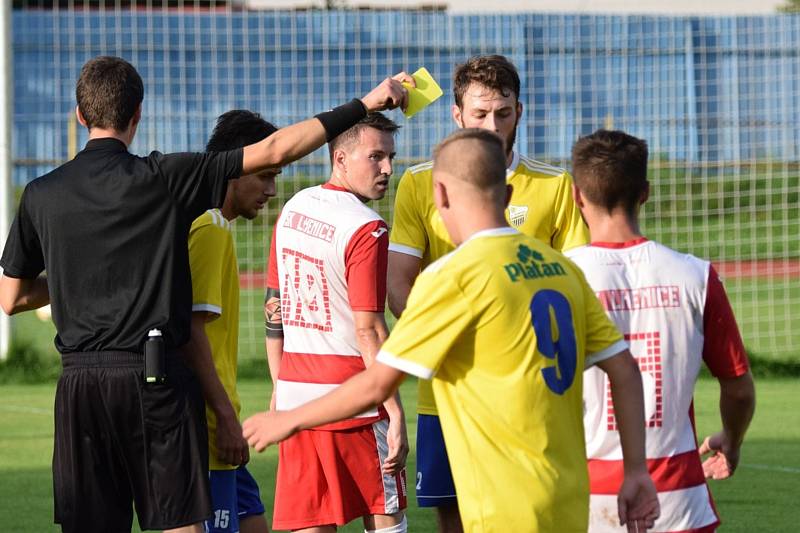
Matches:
[402,67,444,118]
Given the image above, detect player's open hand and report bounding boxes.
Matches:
[699,431,739,479]
[361,72,415,113]
[383,414,409,475]
[618,469,660,532]
[242,410,296,452]
[216,411,250,466]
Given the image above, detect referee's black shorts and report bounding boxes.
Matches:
[53,351,211,533]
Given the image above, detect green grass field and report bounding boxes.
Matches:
[0,377,797,532]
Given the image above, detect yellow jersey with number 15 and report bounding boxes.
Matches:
[389,152,589,415]
[377,228,625,533]
[188,209,242,471]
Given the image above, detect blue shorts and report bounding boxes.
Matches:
[415,414,457,507]
[205,465,266,532]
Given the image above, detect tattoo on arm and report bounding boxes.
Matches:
[264,287,284,338]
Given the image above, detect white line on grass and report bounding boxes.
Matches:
[0,405,51,415]
[742,463,800,474]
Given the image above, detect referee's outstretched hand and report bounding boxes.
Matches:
[361,72,415,113]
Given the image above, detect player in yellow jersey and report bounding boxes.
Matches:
[243,129,660,533]
[186,110,282,533]
[388,55,589,532]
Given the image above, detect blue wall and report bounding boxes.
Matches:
[12,11,800,184]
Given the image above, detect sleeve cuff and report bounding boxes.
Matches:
[377,350,434,380]
[192,303,222,316]
[388,243,423,258]
[585,339,628,368]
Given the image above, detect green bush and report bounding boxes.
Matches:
[0,337,61,384]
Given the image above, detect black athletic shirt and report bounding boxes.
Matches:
[0,138,243,354]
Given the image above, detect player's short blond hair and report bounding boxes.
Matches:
[433,128,507,203]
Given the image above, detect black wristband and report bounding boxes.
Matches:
[315,98,368,142]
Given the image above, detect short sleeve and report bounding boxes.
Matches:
[188,220,228,317]
[152,148,243,221]
[577,267,627,367]
[345,220,388,311]
[551,171,589,252]
[0,186,45,279]
[377,266,473,379]
[703,266,750,378]
[388,169,426,258]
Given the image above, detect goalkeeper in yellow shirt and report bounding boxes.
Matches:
[243,128,660,533]
[388,55,589,532]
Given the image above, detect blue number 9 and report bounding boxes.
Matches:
[530,290,577,395]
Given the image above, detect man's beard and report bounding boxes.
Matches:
[504,126,517,162]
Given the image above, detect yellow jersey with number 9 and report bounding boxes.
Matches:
[377,228,625,533]
[389,153,589,415]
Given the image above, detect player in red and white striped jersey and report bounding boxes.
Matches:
[566,130,756,533]
[264,113,408,533]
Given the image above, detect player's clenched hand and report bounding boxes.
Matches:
[382,414,409,475]
[242,410,296,452]
[617,469,659,532]
[699,432,739,479]
[216,411,249,466]
[361,72,415,112]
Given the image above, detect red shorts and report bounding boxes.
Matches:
[273,418,407,530]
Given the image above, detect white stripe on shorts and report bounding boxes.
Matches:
[372,419,401,514]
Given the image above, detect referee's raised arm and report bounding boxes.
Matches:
[241,72,413,175]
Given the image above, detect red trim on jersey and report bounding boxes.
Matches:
[267,211,281,289]
[279,351,368,384]
[703,265,750,378]
[345,220,388,311]
[590,236,649,249]
[588,449,706,495]
[321,181,350,192]
[667,524,719,533]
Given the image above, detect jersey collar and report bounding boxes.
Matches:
[321,182,350,193]
[464,226,519,244]
[506,151,520,180]
[590,237,649,249]
[82,137,128,153]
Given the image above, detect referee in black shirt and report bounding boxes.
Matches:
[0,56,412,533]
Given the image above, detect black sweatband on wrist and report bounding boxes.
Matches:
[315,98,368,142]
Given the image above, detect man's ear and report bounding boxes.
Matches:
[76,105,88,129]
[572,183,585,209]
[514,100,523,127]
[504,184,513,208]
[130,104,142,129]
[451,104,463,128]
[433,178,449,211]
[332,148,347,176]
[640,180,650,205]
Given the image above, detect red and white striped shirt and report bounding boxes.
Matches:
[267,183,389,430]
[566,238,749,533]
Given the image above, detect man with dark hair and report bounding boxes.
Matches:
[185,110,280,533]
[262,112,408,533]
[566,129,755,532]
[0,55,412,533]
[244,128,660,533]
[387,54,589,532]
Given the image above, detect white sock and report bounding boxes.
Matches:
[365,515,408,533]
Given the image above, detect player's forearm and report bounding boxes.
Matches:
[387,252,421,318]
[291,363,402,432]
[718,372,755,447]
[182,316,236,418]
[387,279,412,318]
[266,337,283,387]
[606,352,648,473]
[242,117,327,175]
[0,274,49,315]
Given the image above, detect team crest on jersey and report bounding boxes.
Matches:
[507,204,528,227]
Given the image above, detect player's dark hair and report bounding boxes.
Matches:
[433,128,507,205]
[206,110,278,152]
[76,56,144,132]
[328,112,400,162]
[571,129,649,216]
[453,55,521,109]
